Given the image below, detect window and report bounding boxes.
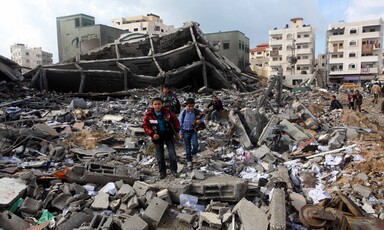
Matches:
[239,42,242,50]
[287,33,293,40]
[26,52,29,55]
[304,34,309,38]
[134,28,138,31]
[142,27,147,31]
[223,42,229,49]
[350,29,357,34]
[161,29,164,32]
[75,18,80,27]
[154,26,160,31]
[257,52,262,54]
[293,79,303,85]
[349,64,356,69]
[349,52,356,58]
[297,34,301,38]
[349,40,357,46]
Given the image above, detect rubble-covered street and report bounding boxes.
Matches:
[1,74,384,229]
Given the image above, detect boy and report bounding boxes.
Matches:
[179,98,205,169]
[143,97,180,179]
[329,95,343,111]
[207,95,224,121]
[160,84,181,114]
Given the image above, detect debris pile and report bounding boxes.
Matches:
[1,79,384,229]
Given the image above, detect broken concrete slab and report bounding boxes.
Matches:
[133,181,150,197]
[199,212,221,229]
[0,177,27,208]
[18,197,43,214]
[352,184,372,198]
[289,192,307,211]
[142,197,169,228]
[229,109,253,148]
[51,193,72,210]
[91,192,109,210]
[232,198,268,230]
[177,213,196,224]
[117,184,135,198]
[56,212,93,230]
[191,169,205,180]
[280,119,310,141]
[270,188,286,230]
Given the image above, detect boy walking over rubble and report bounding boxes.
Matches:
[143,97,180,179]
[353,90,363,112]
[179,98,205,170]
[160,84,181,114]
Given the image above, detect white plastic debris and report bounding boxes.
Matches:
[308,188,331,203]
[325,155,343,166]
[99,182,117,195]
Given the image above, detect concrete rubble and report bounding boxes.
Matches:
[1,33,384,230]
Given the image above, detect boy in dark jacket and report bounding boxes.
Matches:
[329,95,343,111]
[143,97,180,179]
[160,84,181,114]
[207,95,224,121]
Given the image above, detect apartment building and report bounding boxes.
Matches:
[10,43,53,73]
[249,43,270,78]
[269,17,316,85]
[111,13,175,35]
[206,31,250,70]
[326,18,384,86]
[57,14,126,62]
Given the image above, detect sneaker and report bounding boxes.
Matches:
[187,161,193,170]
[171,171,178,177]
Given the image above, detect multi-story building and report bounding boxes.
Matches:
[326,18,383,86]
[10,43,53,73]
[269,17,316,85]
[57,14,126,62]
[111,13,175,35]
[205,31,250,70]
[249,43,270,78]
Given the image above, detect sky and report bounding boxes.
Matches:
[0,0,383,63]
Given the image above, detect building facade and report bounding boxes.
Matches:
[57,14,126,62]
[269,17,316,85]
[111,13,175,35]
[249,43,270,78]
[326,18,384,86]
[205,31,250,70]
[10,43,53,73]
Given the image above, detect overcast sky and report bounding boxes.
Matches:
[1,0,383,63]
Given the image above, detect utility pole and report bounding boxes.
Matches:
[290,38,297,75]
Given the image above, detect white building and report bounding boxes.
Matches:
[326,18,384,86]
[10,43,53,73]
[249,43,270,78]
[111,13,175,35]
[269,17,316,85]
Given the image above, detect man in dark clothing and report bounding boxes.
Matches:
[207,95,224,121]
[160,85,181,114]
[329,95,343,111]
[353,90,363,112]
[143,97,180,179]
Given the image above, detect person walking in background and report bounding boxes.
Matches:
[371,82,381,104]
[143,97,180,179]
[160,84,181,114]
[354,90,363,112]
[347,90,355,109]
[179,98,205,170]
[207,95,224,121]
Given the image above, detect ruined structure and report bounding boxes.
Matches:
[28,22,259,93]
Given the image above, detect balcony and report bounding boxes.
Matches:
[269,39,283,45]
[361,31,381,38]
[296,37,311,43]
[269,60,283,66]
[361,55,379,62]
[296,48,312,54]
[361,67,378,74]
[296,59,312,65]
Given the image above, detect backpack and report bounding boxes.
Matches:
[174,96,181,114]
[181,109,206,131]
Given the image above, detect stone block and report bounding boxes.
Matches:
[177,213,196,224]
[232,198,268,230]
[91,192,109,210]
[128,127,145,137]
[280,119,309,141]
[289,192,306,211]
[0,210,29,230]
[51,193,72,210]
[18,197,43,214]
[117,184,135,198]
[157,189,172,204]
[133,181,150,197]
[191,169,205,180]
[127,196,139,209]
[142,197,169,228]
[352,184,372,198]
[56,212,93,230]
[122,214,148,230]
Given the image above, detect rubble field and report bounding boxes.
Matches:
[0,79,384,230]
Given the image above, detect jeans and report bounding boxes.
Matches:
[211,110,219,121]
[154,137,178,175]
[183,131,198,162]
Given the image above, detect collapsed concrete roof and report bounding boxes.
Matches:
[28,22,260,93]
[0,55,24,82]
